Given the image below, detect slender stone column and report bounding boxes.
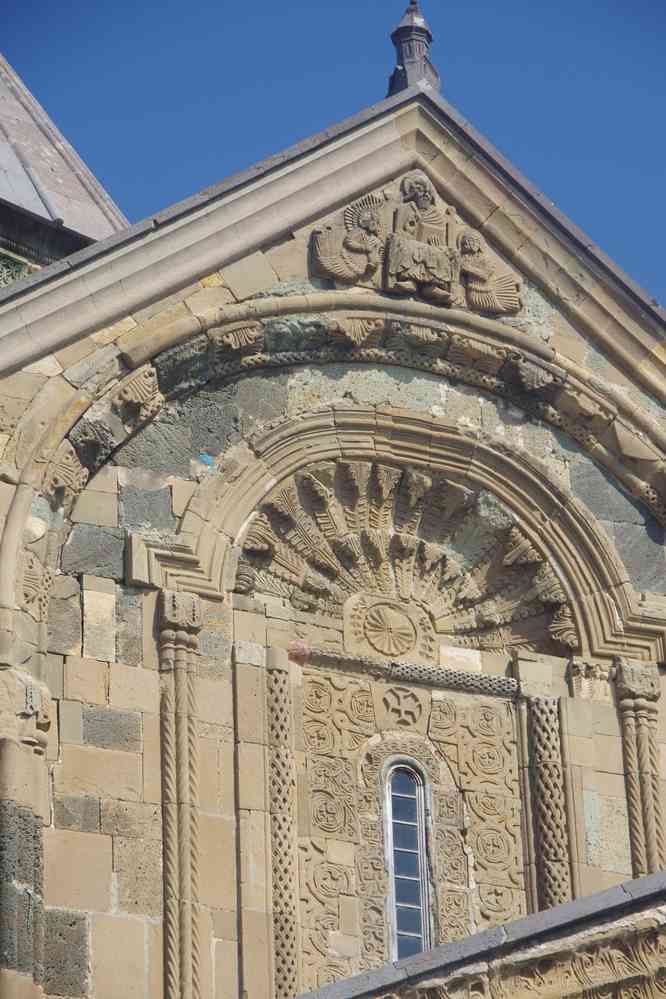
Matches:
[159,590,202,999]
[527,696,573,909]
[613,658,664,876]
[266,651,299,999]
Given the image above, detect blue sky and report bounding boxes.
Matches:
[5,0,666,305]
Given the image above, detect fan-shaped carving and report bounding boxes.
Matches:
[234,460,579,655]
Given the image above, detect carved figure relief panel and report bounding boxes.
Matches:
[236,459,579,657]
[312,170,522,316]
[294,667,526,990]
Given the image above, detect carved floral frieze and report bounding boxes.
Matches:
[312,172,522,317]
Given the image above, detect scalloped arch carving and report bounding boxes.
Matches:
[235,458,577,656]
[125,407,666,663]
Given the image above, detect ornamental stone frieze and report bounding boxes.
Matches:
[235,457,578,657]
[312,171,523,316]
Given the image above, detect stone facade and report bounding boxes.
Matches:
[0,41,664,999]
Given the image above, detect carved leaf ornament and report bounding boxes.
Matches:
[235,459,579,655]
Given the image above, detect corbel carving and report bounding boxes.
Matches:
[158,590,203,999]
[527,696,572,909]
[612,657,664,875]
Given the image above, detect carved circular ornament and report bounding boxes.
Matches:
[363,603,416,657]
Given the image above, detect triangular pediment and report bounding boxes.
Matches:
[0,85,663,398]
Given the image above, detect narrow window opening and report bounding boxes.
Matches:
[387,764,430,960]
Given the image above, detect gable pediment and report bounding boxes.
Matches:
[0,89,664,406]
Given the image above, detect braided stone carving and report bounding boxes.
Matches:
[527,696,572,909]
[613,657,664,875]
[158,590,203,999]
[267,664,300,998]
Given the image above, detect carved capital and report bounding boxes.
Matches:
[159,589,202,633]
[612,657,661,702]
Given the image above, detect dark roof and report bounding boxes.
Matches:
[1,83,664,335]
[296,871,666,999]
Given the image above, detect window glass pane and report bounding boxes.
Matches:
[397,934,423,959]
[396,905,423,935]
[392,769,417,797]
[395,877,421,906]
[394,850,419,878]
[391,795,418,823]
[393,822,418,851]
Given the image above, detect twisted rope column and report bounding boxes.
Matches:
[613,658,663,875]
[527,696,573,909]
[159,590,202,999]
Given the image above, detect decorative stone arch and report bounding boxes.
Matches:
[119,406,666,663]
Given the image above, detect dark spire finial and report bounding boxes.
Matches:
[387,0,440,97]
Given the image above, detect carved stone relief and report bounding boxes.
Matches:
[312,171,522,316]
[235,459,578,656]
[296,666,526,985]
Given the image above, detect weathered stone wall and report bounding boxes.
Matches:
[0,177,665,999]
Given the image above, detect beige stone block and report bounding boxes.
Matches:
[55,745,142,801]
[240,909,271,999]
[199,738,219,812]
[594,735,625,775]
[236,663,265,744]
[83,585,116,662]
[566,735,597,769]
[240,810,269,911]
[212,908,238,941]
[222,251,278,301]
[109,663,159,713]
[199,815,236,908]
[583,789,632,875]
[65,656,107,704]
[197,676,233,728]
[88,465,118,494]
[326,840,356,867]
[219,740,235,817]
[101,799,161,839]
[576,863,628,896]
[148,921,164,999]
[114,835,162,916]
[581,769,627,797]
[142,590,159,671]
[142,712,162,804]
[0,370,47,400]
[72,490,118,527]
[237,743,267,811]
[330,931,360,959]
[439,645,481,673]
[565,698,620,738]
[24,354,63,376]
[47,699,59,761]
[170,478,196,517]
[45,653,64,699]
[55,339,94,370]
[340,896,360,935]
[215,940,239,999]
[44,828,112,911]
[185,285,236,316]
[91,915,145,999]
[372,682,430,734]
[234,610,266,645]
[265,238,308,282]
[59,700,83,744]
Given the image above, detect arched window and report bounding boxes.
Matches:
[386,764,430,960]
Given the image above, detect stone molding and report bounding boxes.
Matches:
[611,657,664,876]
[158,590,203,999]
[301,648,519,699]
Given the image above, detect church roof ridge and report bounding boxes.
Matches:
[0,53,128,241]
